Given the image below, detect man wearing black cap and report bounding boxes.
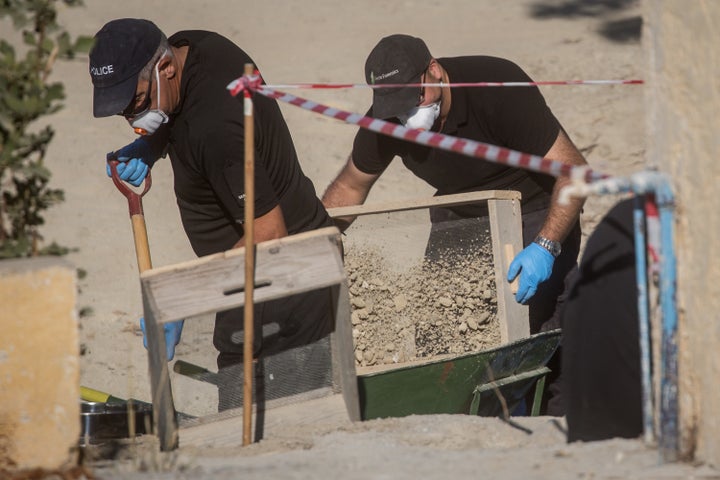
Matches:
[89,18,335,409]
[322,34,588,415]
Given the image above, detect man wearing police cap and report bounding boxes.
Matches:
[89,18,335,410]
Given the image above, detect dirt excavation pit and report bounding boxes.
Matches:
[344,241,501,368]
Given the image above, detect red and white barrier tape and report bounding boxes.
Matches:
[645,197,661,272]
[262,79,643,90]
[228,75,612,183]
[228,73,643,93]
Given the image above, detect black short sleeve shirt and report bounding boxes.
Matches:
[352,56,561,216]
[166,31,331,256]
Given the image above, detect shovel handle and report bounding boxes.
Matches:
[107,154,152,217]
[107,154,153,273]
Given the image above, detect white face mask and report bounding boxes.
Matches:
[131,56,169,136]
[398,101,440,131]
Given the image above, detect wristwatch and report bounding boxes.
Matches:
[534,236,562,257]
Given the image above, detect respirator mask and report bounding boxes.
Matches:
[397,102,441,131]
[130,54,169,136]
[397,76,442,131]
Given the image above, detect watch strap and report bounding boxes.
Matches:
[534,236,562,257]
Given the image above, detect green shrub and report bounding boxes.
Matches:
[0,0,92,258]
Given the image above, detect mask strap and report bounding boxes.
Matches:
[153,50,169,110]
[154,59,162,111]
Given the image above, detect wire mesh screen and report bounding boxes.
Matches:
[338,207,502,371]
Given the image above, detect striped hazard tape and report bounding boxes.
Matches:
[228,73,614,183]
[264,79,643,90]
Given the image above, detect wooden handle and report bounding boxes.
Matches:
[504,244,518,294]
[242,62,256,446]
[108,155,153,273]
[131,214,152,272]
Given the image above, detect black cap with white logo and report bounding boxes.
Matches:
[89,18,162,118]
[364,34,432,120]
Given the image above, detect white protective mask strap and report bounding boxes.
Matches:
[131,53,170,136]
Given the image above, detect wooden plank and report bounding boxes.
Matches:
[140,226,359,451]
[142,289,179,451]
[330,281,361,421]
[488,198,529,343]
[140,227,345,324]
[179,389,351,448]
[327,190,521,219]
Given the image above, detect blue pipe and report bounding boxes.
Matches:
[579,171,678,460]
[657,186,679,461]
[633,195,655,444]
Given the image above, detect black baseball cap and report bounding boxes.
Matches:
[89,18,163,118]
[364,34,432,119]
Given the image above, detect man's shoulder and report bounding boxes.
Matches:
[171,30,253,70]
[441,55,516,66]
[169,30,227,47]
[440,56,531,82]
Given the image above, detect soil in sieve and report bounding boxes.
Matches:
[344,242,500,368]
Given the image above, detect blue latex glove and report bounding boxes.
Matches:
[139,317,184,361]
[507,243,555,305]
[106,137,158,187]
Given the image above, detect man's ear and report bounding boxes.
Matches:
[158,55,176,79]
[427,58,441,80]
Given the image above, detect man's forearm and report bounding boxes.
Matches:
[537,175,585,243]
[321,155,379,232]
[536,129,588,242]
[232,205,288,248]
[321,180,363,232]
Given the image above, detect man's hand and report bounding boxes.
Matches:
[139,317,184,361]
[507,243,555,304]
[106,137,158,187]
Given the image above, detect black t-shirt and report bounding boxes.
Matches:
[164,31,331,257]
[352,56,561,217]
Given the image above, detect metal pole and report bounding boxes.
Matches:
[633,195,655,443]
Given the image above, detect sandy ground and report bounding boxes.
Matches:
[30,0,718,477]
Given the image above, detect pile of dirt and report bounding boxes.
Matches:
[344,243,500,367]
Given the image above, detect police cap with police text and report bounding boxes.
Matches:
[364,34,432,120]
[89,18,162,118]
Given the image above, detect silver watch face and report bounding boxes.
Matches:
[535,236,561,257]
